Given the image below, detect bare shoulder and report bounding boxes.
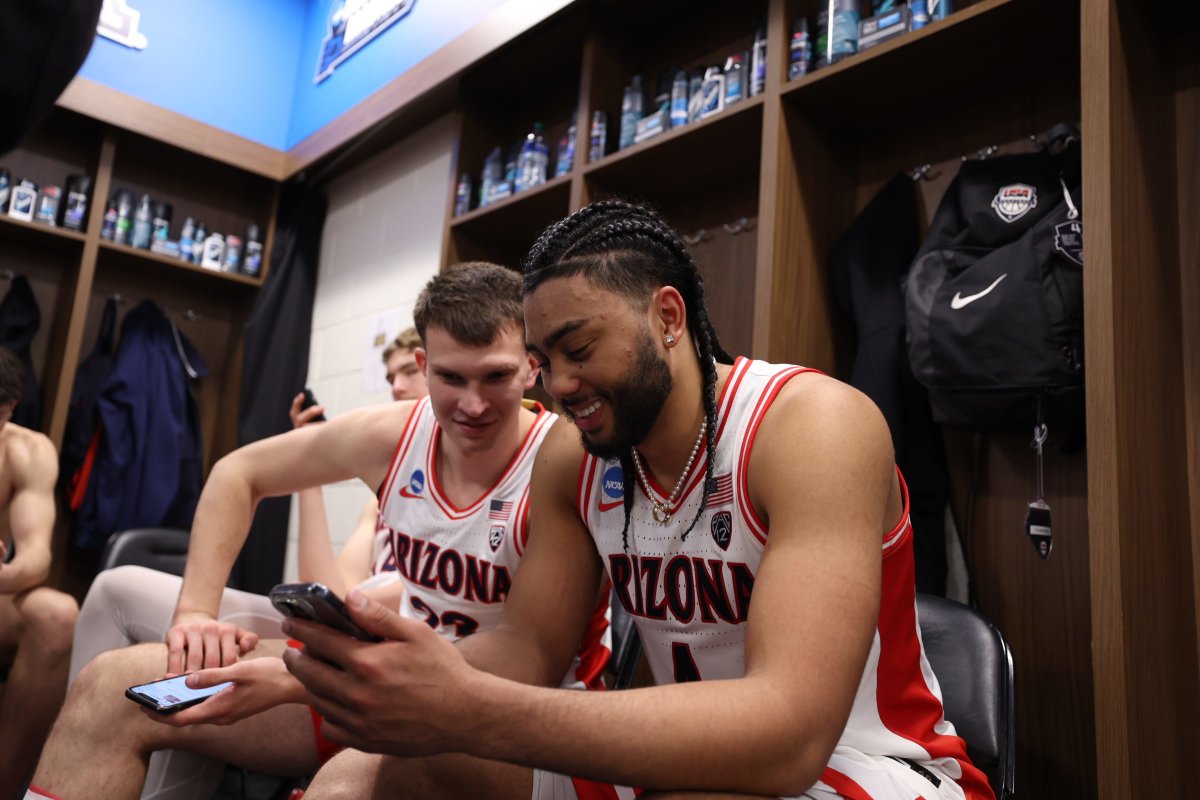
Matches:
[0,424,57,481]
[532,415,587,494]
[762,372,892,461]
[746,373,895,528]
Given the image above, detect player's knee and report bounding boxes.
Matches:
[20,588,79,656]
[73,643,163,701]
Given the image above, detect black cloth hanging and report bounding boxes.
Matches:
[230,182,325,594]
[829,174,951,596]
[74,301,208,550]
[0,275,42,430]
[0,0,102,154]
[62,295,119,548]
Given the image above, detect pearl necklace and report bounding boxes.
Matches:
[631,419,707,525]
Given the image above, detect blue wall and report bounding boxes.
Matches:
[78,0,513,151]
[287,0,507,148]
[79,0,308,150]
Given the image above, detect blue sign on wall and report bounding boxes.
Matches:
[315,0,417,83]
[77,0,526,151]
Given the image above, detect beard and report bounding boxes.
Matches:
[578,331,673,460]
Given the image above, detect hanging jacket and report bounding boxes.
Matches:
[0,275,42,430]
[829,174,950,596]
[62,296,119,549]
[74,300,207,549]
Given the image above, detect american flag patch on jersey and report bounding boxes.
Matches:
[708,474,733,506]
[488,499,513,521]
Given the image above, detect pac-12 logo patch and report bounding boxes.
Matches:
[991,183,1038,223]
[599,465,624,512]
[711,511,732,551]
[489,525,505,552]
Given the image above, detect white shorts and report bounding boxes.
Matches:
[530,752,966,800]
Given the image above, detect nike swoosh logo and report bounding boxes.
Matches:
[950,273,1007,310]
[598,499,623,512]
[399,486,422,499]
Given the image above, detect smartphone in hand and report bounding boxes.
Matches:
[269,582,381,642]
[126,674,232,714]
[300,387,327,422]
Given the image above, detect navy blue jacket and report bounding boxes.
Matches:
[75,301,207,547]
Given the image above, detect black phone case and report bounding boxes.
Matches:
[269,582,381,642]
[300,388,327,422]
[125,686,207,715]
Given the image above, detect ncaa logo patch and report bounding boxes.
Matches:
[711,511,732,551]
[602,465,624,499]
[991,183,1038,223]
[489,525,505,552]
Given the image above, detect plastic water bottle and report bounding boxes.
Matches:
[619,75,644,150]
[555,113,576,176]
[516,123,550,193]
[670,70,689,128]
[479,147,503,207]
[750,19,768,96]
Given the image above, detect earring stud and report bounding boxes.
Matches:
[665,334,675,345]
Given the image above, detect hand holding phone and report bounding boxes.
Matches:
[270,582,381,642]
[126,674,232,714]
[299,387,327,422]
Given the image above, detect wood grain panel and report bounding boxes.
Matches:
[57,78,287,180]
[1083,1,1200,796]
[1174,29,1200,704]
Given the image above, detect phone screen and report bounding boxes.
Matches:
[129,675,232,709]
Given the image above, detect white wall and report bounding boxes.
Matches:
[282,113,456,580]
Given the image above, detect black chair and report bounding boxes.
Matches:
[99,527,191,575]
[916,593,1016,800]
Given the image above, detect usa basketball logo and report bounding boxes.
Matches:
[489,525,505,552]
[991,183,1038,223]
[711,511,732,550]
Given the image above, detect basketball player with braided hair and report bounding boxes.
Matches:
[280,200,993,800]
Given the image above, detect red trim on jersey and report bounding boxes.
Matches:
[874,527,995,800]
[633,356,750,509]
[25,784,65,800]
[514,485,531,556]
[377,397,429,516]
[578,454,601,529]
[569,778,621,800]
[574,580,613,690]
[427,405,551,520]
[882,468,913,556]
[734,367,821,543]
[308,705,345,764]
[818,768,875,800]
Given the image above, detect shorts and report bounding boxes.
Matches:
[288,639,343,765]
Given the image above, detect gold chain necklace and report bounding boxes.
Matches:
[630,420,707,525]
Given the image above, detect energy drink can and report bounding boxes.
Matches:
[222,234,242,272]
[35,186,61,226]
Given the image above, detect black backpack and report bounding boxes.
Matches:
[904,138,1084,432]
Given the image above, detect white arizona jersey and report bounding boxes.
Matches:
[371,398,610,690]
[575,357,992,800]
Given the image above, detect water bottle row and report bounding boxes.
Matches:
[789,0,953,80]
[454,117,578,215]
[98,189,264,277]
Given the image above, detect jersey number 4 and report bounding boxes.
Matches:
[671,642,702,683]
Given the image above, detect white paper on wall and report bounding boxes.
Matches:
[361,308,406,393]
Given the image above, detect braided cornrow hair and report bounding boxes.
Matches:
[522,200,734,550]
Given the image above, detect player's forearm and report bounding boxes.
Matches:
[456,624,568,687]
[175,457,259,618]
[462,672,829,795]
[0,545,51,594]
[296,488,344,594]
